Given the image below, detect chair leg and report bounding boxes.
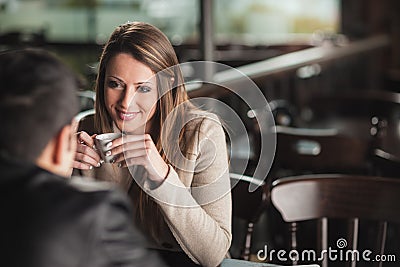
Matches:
[242,222,254,261]
[375,221,387,267]
[317,218,328,267]
[289,222,298,265]
[347,218,359,267]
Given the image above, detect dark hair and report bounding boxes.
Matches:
[0,48,80,162]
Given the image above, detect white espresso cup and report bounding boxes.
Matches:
[94,133,122,163]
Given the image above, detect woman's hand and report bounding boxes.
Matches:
[73,131,102,170]
[109,134,169,185]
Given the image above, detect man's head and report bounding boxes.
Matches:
[0,49,80,175]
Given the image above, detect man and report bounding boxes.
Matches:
[0,49,164,267]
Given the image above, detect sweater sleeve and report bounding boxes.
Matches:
[143,116,232,267]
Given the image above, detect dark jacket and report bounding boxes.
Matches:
[0,158,164,267]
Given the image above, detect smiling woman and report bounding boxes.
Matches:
[104,53,158,134]
[73,22,232,267]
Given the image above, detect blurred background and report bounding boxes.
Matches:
[0,0,340,80]
[1,0,399,265]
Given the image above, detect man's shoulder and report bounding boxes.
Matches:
[69,175,117,193]
[26,170,130,215]
[67,175,130,208]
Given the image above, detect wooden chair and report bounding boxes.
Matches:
[75,109,96,136]
[272,126,371,177]
[298,91,400,157]
[270,174,400,267]
[370,116,400,177]
[372,148,400,177]
[76,90,95,112]
[305,90,400,125]
[230,173,267,260]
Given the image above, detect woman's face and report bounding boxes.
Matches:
[104,53,158,134]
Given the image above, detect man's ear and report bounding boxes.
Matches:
[53,124,73,165]
[36,123,76,177]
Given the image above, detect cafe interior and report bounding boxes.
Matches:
[1,0,399,266]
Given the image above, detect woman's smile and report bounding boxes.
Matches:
[117,109,140,121]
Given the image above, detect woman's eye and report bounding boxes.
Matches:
[138,86,151,93]
[107,80,123,89]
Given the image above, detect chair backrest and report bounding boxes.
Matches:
[301,91,400,173]
[77,90,96,112]
[230,173,267,223]
[76,110,96,136]
[271,175,400,223]
[230,173,268,260]
[271,174,400,267]
[306,90,400,121]
[273,126,370,175]
[372,148,400,177]
[370,115,400,177]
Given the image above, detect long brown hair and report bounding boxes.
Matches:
[94,22,192,239]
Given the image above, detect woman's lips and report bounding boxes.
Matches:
[117,110,139,121]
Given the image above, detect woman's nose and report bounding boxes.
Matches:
[119,89,135,110]
[119,86,137,109]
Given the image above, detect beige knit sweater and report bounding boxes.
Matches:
[77,112,232,267]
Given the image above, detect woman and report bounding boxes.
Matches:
[73,22,232,267]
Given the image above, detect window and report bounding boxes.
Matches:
[0,0,339,44]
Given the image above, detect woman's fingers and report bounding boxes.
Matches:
[115,156,147,168]
[76,131,95,147]
[112,134,149,146]
[107,134,168,183]
[74,131,101,169]
[108,134,153,168]
[112,148,148,164]
[110,139,150,156]
[75,149,101,167]
[77,143,101,161]
[106,134,150,157]
[72,160,94,170]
